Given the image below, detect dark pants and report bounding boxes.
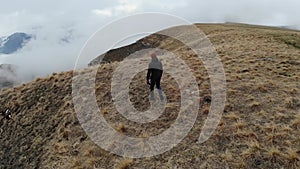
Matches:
[150,77,161,91]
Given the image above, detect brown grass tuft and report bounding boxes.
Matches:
[116,159,133,169]
[233,120,247,129]
[285,148,300,163]
[70,157,81,168]
[285,97,299,109]
[62,129,72,140]
[266,146,284,162]
[224,112,240,121]
[291,114,300,128]
[115,123,126,133]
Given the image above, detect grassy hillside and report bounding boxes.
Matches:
[0,23,299,169]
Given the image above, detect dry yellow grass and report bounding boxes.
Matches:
[115,159,134,169]
[0,23,299,168]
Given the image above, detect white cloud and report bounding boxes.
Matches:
[92,0,138,18]
[92,9,113,17]
[115,4,137,13]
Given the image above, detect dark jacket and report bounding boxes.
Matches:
[147,57,163,81]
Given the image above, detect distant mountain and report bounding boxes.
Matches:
[0,32,32,54]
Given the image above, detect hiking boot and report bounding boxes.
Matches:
[159,95,164,101]
[158,89,164,100]
[150,91,155,101]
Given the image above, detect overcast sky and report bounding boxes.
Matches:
[0,0,299,80]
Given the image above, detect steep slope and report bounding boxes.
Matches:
[0,23,299,169]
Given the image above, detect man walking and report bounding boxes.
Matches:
[146,52,164,100]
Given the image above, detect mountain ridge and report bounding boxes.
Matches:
[0,23,299,169]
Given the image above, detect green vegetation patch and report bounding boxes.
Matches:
[274,34,300,49]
